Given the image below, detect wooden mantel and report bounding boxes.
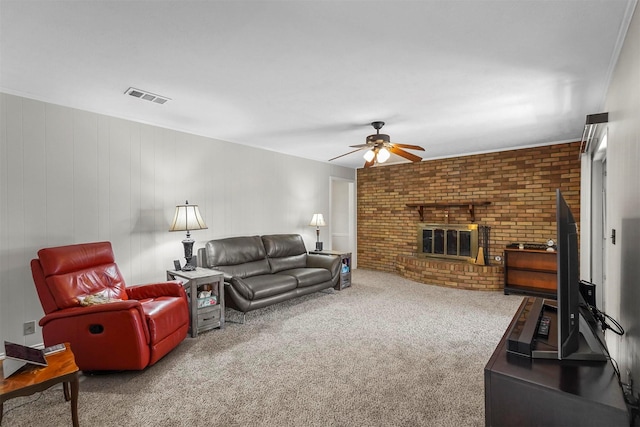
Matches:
[406,201,491,222]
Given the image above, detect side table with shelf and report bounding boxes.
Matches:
[309,250,352,290]
[167,268,225,337]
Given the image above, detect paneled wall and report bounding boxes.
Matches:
[0,93,355,347]
[601,3,640,396]
[357,142,581,273]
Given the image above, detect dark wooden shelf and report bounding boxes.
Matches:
[406,201,491,222]
[503,248,557,298]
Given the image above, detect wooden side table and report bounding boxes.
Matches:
[309,250,352,290]
[167,267,225,337]
[1,342,79,426]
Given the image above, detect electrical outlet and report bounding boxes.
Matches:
[23,320,36,335]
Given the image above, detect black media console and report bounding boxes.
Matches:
[484,297,629,426]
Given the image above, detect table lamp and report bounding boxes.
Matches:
[169,200,208,271]
[309,213,326,251]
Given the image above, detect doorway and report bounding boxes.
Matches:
[591,132,607,309]
[330,177,356,267]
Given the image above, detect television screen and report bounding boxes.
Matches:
[551,189,606,361]
[556,189,580,358]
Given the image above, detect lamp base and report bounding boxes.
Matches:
[315,242,323,251]
[181,238,196,271]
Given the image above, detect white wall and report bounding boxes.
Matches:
[601,4,640,390]
[0,93,355,348]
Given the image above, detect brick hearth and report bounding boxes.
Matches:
[396,254,503,291]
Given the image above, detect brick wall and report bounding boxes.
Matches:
[357,141,582,278]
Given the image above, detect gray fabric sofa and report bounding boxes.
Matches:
[198,234,340,314]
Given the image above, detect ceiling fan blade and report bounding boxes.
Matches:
[389,146,423,162]
[349,143,372,148]
[364,158,375,168]
[328,148,365,161]
[392,143,425,151]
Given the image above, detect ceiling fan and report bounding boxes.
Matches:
[329,121,425,168]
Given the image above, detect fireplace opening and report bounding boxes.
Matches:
[417,223,478,261]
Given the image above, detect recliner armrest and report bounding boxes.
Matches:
[126,281,187,300]
[39,300,143,327]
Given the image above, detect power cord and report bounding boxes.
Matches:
[2,391,44,418]
[578,295,636,424]
[624,386,639,426]
[591,305,625,336]
[580,300,625,336]
[596,350,638,425]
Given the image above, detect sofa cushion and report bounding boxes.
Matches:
[262,234,308,273]
[231,274,298,300]
[277,268,332,288]
[268,253,308,274]
[214,260,272,280]
[204,236,271,278]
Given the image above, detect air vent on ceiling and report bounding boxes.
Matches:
[124,87,170,105]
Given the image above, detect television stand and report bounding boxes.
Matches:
[485,298,629,426]
[531,308,607,361]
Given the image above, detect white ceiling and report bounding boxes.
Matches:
[1,0,636,169]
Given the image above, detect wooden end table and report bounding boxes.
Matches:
[167,267,225,337]
[1,342,79,426]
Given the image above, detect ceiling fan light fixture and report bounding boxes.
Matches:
[377,147,390,163]
[366,133,390,144]
[363,149,376,162]
[328,120,424,167]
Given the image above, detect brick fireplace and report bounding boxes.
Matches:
[356,142,582,292]
[417,223,479,262]
[398,222,502,291]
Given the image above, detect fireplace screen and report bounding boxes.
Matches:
[418,223,478,261]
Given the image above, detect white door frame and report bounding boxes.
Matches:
[329,176,356,267]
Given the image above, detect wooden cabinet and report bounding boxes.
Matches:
[504,248,557,298]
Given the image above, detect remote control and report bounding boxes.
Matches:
[538,316,551,337]
[44,343,66,355]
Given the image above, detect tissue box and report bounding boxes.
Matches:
[197,295,217,308]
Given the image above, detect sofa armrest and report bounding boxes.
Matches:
[197,247,207,267]
[126,281,187,300]
[307,253,340,276]
[197,267,234,282]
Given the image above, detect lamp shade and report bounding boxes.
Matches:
[169,201,208,232]
[309,213,326,227]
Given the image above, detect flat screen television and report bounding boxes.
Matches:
[533,189,606,361]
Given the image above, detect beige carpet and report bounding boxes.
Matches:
[2,269,523,426]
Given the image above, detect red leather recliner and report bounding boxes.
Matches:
[30,241,189,371]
